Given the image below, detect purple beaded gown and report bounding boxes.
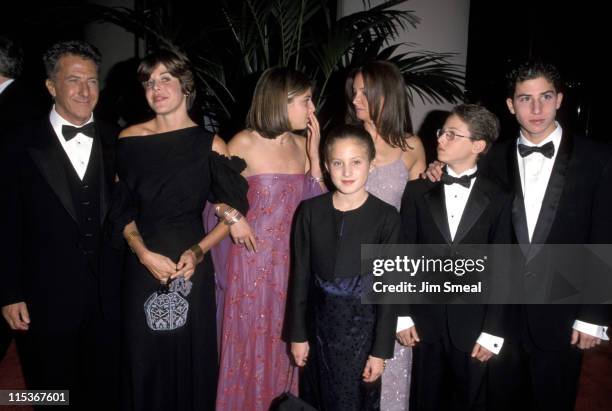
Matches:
[215,173,322,411]
[365,157,412,411]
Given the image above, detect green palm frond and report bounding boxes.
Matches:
[390,51,465,104]
[90,0,465,131]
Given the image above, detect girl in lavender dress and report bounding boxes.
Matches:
[346,60,426,410]
[216,67,324,411]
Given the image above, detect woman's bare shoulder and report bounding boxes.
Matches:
[118,121,156,139]
[228,129,257,156]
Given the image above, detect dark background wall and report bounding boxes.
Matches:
[3,0,607,141]
[466,0,606,140]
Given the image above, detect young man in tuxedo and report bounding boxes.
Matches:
[480,61,611,411]
[397,104,513,411]
[424,61,612,410]
[0,41,120,410]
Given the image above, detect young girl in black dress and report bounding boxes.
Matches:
[287,124,398,410]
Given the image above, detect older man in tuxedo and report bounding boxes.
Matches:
[0,40,120,410]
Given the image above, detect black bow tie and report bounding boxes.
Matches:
[518,141,555,158]
[441,171,477,188]
[62,123,96,141]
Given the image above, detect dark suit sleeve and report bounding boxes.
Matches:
[399,182,418,244]
[106,179,138,249]
[285,202,311,343]
[482,192,514,338]
[579,152,612,325]
[490,192,513,244]
[0,141,25,306]
[371,208,401,359]
[397,183,419,318]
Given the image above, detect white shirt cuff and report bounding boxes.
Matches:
[572,319,609,341]
[396,316,415,333]
[476,332,504,355]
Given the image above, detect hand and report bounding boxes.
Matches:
[173,249,198,280]
[229,218,257,252]
[2,302,30,331]
[139,250,177,283]
[362,355,385,382]
[421,160,445,182]
[306,112,321,165]
[396,326,420,347]
[471,343,494,362]
[571,329,602,350]
[291,341,310,367]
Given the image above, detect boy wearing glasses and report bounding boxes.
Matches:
[397,104,513,411]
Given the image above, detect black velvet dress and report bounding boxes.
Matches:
[110,126,248,411]
[287,193,399,411]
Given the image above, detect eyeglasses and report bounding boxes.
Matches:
[436,128,471,141]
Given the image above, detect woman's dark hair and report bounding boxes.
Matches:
[246,67,313,139]
[324,124,376,163]
[345,60,413,150]
[43,40,101,79]
[137,49,196,108]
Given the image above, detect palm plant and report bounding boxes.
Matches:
[92,0,464,132]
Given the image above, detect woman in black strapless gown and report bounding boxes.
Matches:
[109,50,252,411]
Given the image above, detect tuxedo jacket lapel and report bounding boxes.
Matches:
[453,179,490,245]
[27,122,78,224]
[530,132,572,246]
[424,183,452,245]
[506,142,532,258]
[93,131,110,226]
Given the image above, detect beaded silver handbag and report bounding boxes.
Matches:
[144,277,192,331]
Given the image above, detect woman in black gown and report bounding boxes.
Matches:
[110,50,253,411]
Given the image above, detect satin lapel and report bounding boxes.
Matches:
[453,179,490,245]
[508,142,531,257]
[27,123,78,224]
[424,183,452,245]
[93,134,110,226]
[530,132,572,247]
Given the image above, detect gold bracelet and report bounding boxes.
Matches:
[190,244,204,262]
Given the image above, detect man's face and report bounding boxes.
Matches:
[506,76,563,144]
[46,55,99,125]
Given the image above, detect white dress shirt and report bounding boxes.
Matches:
[516,123,562,241]
[50,106,94,180]
[397,165,505,354]
[516,124,609,341]
[0,78,15,95]
[444,165,477,240]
